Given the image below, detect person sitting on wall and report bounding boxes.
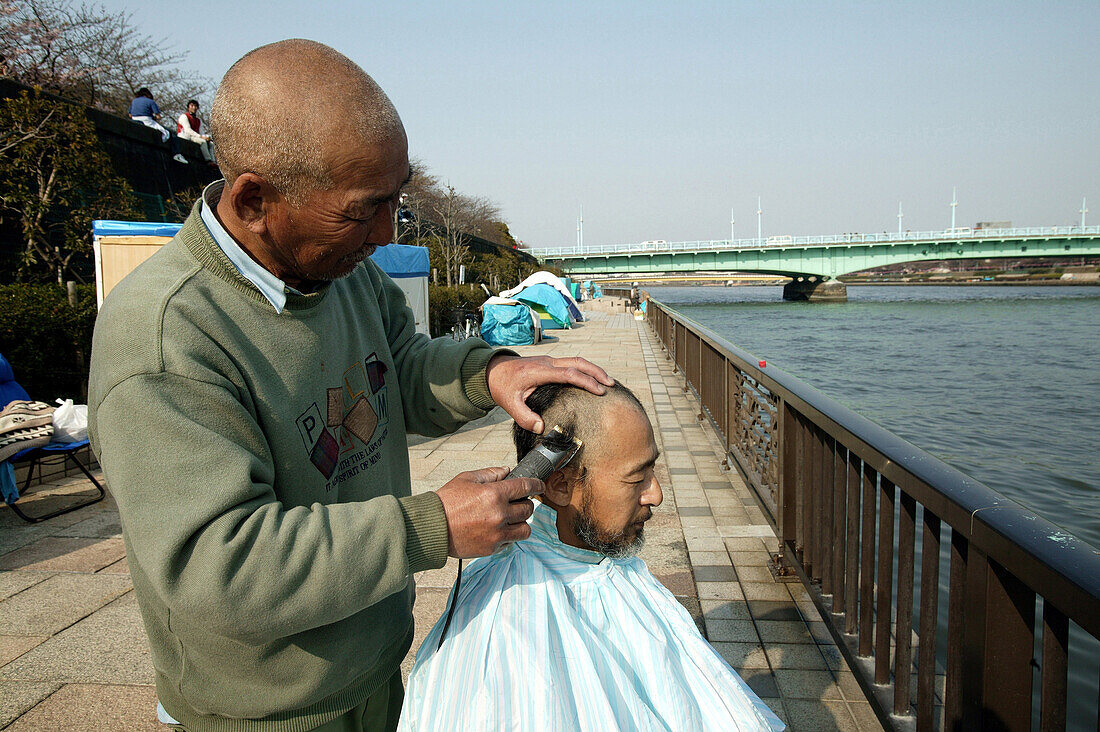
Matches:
[177,99,216,165]
[399,382,785,731]
[129,87,187,164]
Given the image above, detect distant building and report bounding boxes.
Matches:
[974,221,1012,230]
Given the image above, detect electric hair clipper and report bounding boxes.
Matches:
[507,425,582,485]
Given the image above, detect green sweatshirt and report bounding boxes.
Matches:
[88,204,500,731]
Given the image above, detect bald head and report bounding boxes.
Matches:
[211,39,405,203]
[513,382,647,473]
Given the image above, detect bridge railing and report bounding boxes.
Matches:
[538,225,1100,258]
[645,296,1100,730]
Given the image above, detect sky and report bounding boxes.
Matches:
[99,1,1099,249]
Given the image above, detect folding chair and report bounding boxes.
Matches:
[0,354,105,523]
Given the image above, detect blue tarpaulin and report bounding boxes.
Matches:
[501,272,583,322]
[511,284,571,329]
[93,220,182,237]
[480,301,536,346]
[369,245,430,278]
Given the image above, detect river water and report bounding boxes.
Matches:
[646,284,1099,725]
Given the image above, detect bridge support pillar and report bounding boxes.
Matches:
[782,277,848,302]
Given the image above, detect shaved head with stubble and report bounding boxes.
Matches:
[209,40,412,289]
[211,39,405,202]
[513,383,663,557]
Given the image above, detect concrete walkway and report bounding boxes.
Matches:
[0,304,882,730]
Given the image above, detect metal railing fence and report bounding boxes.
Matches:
[538,225,1100,258]
[645,296,1100,730]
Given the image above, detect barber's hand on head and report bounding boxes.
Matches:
[436,467,544,558]
[486,354,614,434]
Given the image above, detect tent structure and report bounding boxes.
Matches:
[500,271,584,325]
[559,276,581,302]
[92,220,431,335]
[509,284,573,330]
[479,296,541,346]
[368,245,430,335]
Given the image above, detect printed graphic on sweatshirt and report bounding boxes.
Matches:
[296,353,389,485]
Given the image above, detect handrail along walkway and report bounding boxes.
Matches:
[644,296,1100,730]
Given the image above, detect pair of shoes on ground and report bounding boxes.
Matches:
[173,154,189,164]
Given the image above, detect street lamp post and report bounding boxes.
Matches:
[730,208,735,242]
[1081,197,1088,228]
[756,196,762,243]
[579,206,584,253]
[897,201,903,235]
[950,187,958,231]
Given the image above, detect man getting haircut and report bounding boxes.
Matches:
[399,383,784,731]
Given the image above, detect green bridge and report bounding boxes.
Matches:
[538,226,1100,301]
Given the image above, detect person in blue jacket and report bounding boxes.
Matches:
[129,87,187,163]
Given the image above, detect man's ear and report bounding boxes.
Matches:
[541,469,575,508]
[223,173,278,235]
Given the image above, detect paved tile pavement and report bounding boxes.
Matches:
[0,303,883,730]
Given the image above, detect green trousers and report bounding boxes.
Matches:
[169,673,404,732]
[310,673,404,732]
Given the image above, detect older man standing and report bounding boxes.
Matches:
[88,39,610,732]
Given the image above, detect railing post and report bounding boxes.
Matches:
[944,530,970,728]
[777,400,797,548]
[959,544,990,729]
[820,435,835,595]
[981,561,1036,729]
[893,492,917,715]
[723,358,731,468]
[874,478,896,684]
[831,443,847,616]
[806,426,822,579]
[794,413,807,561]
[1039,603,1068,731]
[858,462,876,657]
[844,451,861,635]
[916,510,941,732]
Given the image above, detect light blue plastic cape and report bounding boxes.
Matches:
[480,301,535,346]
[400,503,785,731]
[511,283,571,329]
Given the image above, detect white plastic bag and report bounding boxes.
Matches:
[52,398,88,443]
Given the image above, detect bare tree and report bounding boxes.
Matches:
[430,185,501,287]
[0,0,211,116]
[432,185,465,287]
[393,159,440,246]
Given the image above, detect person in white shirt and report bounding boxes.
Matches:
[400,382,786,731]
[177,99,215,164]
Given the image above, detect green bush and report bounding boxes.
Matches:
[428,285,489,338]
[0,283,97,401]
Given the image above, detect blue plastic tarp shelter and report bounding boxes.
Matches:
[480,299,536,346]
[511,284,571,329]
[501,272,583,323]
[369,245,429,278]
